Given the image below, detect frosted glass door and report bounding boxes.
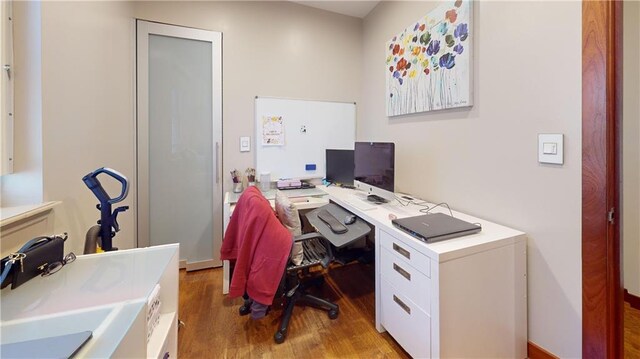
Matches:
[137,21,222,270]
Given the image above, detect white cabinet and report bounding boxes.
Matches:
[378,228,527,359]
[0,244,179,358]
[380,278,431,358]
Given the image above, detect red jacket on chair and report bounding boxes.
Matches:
[220,186,293,305]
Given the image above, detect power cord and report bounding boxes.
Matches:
[419,202,454,217]
[394,196,411,206]
[394,195,432,209]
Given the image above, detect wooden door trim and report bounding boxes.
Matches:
[582,0,623,357]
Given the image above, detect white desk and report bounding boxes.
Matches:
[321,186,527,358]
[0,244,179,358]
[222,187,527,358]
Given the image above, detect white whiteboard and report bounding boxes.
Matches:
[255,97,356,181]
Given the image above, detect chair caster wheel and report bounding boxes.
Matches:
[239,305,251,316]
[274,331,286,344]
[328,308,339,320]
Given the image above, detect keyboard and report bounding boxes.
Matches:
[344,195,377,211]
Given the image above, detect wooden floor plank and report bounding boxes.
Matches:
[177,262,410,358]
[625,301,640,358]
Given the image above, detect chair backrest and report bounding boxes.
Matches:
[221,186,293,305]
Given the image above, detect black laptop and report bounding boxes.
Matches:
[392,213,481,243]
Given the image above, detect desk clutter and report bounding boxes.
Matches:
[231,168,258,193]
[276,179,316,190]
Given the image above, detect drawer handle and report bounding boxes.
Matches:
[393,295,411,315]
[393,243,411,259]
[393,263,411,281]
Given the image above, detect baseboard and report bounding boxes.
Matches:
[185,259,217,272]
[528,341,559,359]
[624,288,640,310]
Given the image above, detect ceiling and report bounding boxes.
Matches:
[290,1,380,19]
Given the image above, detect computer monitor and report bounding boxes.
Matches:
[325,149,354,186]
[354,142,395,202]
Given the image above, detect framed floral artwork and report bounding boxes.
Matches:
[386,0,473,116]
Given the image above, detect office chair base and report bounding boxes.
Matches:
[239,304,251,316]
[274,331,286,344]
[274,290,339,344]
[239,295,252,316]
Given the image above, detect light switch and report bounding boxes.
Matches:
[538,134,563,164]
[240,136,251,152]
[543,142,557,155]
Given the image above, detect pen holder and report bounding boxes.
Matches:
[233,182,243,193]
[259,172,271,192]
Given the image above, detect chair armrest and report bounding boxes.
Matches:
[293,232,333,268]
[293,232,324,243]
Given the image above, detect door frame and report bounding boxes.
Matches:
[135,20,223,269]
[581,0,623,357]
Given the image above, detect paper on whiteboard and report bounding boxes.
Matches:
[262,116,285,146]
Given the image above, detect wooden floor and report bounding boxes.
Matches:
[177,264,640,358]
[626,301,640,358]
[177,262,409,358]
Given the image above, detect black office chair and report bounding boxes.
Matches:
[238,232,339,344]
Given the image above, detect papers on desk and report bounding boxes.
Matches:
[228,188,327,204]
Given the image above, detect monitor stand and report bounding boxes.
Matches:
[367,194,389,204]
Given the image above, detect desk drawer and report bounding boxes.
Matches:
[379,229,431,277]
[381,278,430,359]
[380,247,430,313]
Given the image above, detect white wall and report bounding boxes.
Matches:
[1,1,43,207]
[10,1,362,254]
[132,1,363,193]
[38,1,136,254]
[623,0,640,297]
[362,1,582,357]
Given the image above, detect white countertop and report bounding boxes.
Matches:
[0,201,61,228]
[320,186,526,263]
[1,244,177,321]
[0,244,179,358]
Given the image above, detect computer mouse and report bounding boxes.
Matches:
[344,214,357,225]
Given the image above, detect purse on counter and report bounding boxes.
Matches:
[0,233,67,290]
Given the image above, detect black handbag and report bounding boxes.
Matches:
[0,233,66,290]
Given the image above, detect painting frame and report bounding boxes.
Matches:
[386,0,473,116]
